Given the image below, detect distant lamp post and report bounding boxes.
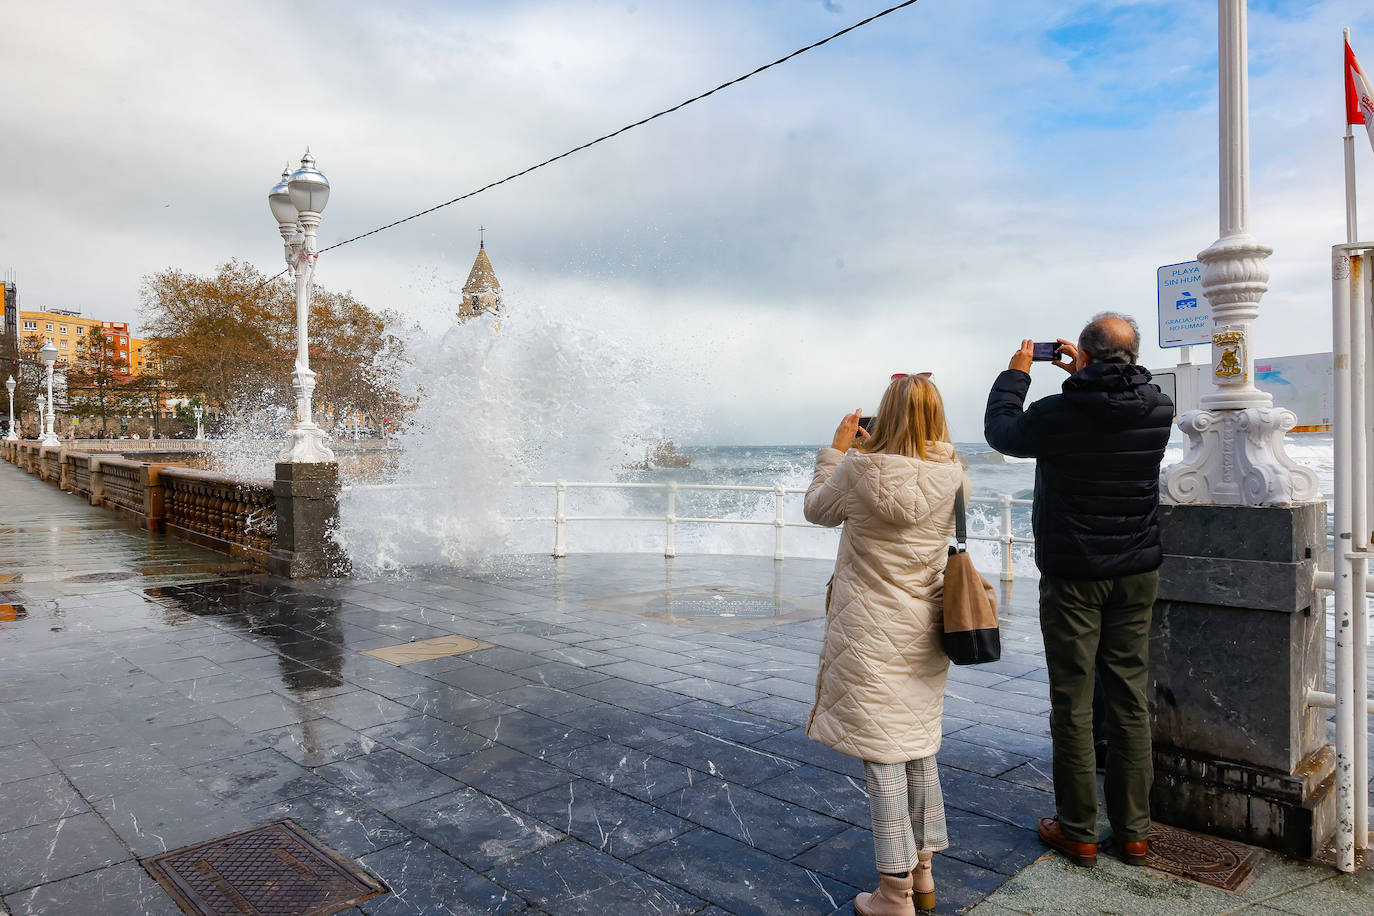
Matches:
[193,405,204,440]
[39,340,58,447]
[4,376,15,441]
[268,150,335,463]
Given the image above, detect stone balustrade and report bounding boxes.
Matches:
[160,466,276,565]
[0,441,341,577]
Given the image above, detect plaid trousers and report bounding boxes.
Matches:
[863,756,949,873]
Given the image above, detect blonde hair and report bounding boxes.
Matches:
[859,374,954,460]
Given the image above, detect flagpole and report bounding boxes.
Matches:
[1348,30,1360,244]
[1347,25,1372,854]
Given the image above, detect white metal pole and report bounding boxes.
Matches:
[665,481,677,559]
[553,481,567,558]
[1000,494,1014,582]
[774,484,786,561]
[1357,252,1373,847]
[1332,245,1358,872]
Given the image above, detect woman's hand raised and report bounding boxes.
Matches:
[832,409,868,452]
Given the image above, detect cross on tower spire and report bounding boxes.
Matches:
[479,226,486,249]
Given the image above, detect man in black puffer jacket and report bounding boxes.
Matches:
[984,312,1172,870]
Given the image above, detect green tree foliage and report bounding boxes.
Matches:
[139,260,408,428]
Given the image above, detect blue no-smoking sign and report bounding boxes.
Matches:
[1157,260,1211,347]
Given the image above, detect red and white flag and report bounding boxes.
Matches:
[1349,37,1374,152]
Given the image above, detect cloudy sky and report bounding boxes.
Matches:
[3,0,1372,444]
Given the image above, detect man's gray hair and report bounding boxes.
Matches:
[1078,311,1140,365]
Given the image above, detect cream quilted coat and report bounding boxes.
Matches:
[803,442,963,763]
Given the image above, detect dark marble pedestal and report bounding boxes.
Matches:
[1149,502,1335,858]
[268,462,350,579]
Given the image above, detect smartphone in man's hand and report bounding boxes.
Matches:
[1032,342,1060,362]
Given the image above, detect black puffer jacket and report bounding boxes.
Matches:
[983,364,1174,579]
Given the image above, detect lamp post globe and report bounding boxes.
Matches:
[286,150,329,217]
[39,340,58,447]
[270,151,334,464]
[5,376,16,442]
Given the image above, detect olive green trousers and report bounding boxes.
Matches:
[1038,570,1158,845]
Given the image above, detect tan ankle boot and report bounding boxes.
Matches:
[912,852,935,912]
[854,872,915,916]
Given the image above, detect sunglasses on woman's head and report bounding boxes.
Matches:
[891,372,934,381]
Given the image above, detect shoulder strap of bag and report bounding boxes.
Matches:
[953,483,967,553]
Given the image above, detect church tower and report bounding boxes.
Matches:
[457,235,503,323]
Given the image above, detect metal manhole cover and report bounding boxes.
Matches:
[143,819,386,915]
[646,590,795,618]
[67,571,137,583]
[1140,821,1267,892]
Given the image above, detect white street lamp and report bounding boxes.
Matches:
[39,340,58,447]
[193,405,204,440]
[4,376,15,441]
[269,150,335,464]
[1161,0,1317,507]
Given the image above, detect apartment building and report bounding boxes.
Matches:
[19,309,102,362]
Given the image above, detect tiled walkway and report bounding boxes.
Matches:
[0,462,1370,915]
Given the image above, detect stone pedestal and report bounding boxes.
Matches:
[268,462,349,579]
[1149,502,1336,858]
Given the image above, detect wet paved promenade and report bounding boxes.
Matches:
[1,461,1371,915]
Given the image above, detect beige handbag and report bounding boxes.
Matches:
[942,486,1001,665]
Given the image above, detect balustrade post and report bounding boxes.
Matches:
[1000,494,1014,582]
[88,457,104,507]
[553,481,567,558]
[774,484,786,561]
[665,481,677,559]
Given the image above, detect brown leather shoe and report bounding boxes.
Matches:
[1120,837,1149,866]
[1038,817,1098,867]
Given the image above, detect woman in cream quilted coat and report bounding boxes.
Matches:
[804,373,964,916]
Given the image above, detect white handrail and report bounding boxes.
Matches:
[515,479,1031,578]
[341,477,1033,578]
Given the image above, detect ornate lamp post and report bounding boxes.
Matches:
[5,376,15,441]
[193,405,204,440]
[268,151,335,463]
[1161,0,1317,506]
[39,340,58,447]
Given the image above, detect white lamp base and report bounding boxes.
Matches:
[1161,407,1319,507]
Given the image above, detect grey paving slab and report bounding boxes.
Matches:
[388,787,563,872]
[315,748,464,812]
[0,811,130,895]
[94,779,255,857]
[357,837,526,915]
[1,861,183,916]
[0,773,88,834]
[511,778,694,858]
[487,838,703,915]
[629,828,859,915]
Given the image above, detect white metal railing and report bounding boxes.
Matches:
[341,478,1033,579]
[516,480,1032,581]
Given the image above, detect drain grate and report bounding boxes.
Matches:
[1138,822,1267,892]
[143,819,386,915]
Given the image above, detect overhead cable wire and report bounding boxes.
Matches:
[256,0,920,290]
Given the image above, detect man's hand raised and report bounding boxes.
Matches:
[1009,339,1035,374]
